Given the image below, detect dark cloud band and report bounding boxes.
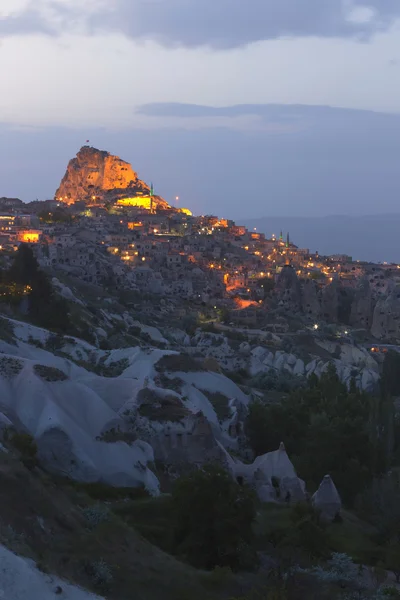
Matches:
[2,0,400,47]
[89,0,400,48]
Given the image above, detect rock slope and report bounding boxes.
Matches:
[0,544,103,600]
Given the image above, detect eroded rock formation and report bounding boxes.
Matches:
[55,146,170,209]
[302,279,321,318]
[312,474,342,521]
[371,284,400,341]
[350,278,375,329]
[274,265,302,311]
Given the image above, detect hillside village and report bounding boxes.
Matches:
[1,146,400,343]
[0,147,400,599]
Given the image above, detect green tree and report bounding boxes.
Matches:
[8,244,71,332]
[8,243,39,286]
[38,208,73,224]
[172,464,257,571]
[381,351,400,397]
[385,540,400,583]
[245,364,376,504]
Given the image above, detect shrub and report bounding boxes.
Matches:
[0,317,15,344]
[82,505,110,529]
[33,364,68,382]
[27,335,44,349]
[172,464,257,571]
[84,559,113,587]
[0,356,23,380]
[138,388,190,423]
[96,426,137,445]
[72,481,149,501]
[200,390,231,421]
[45,333,65,353]
[102,358,129,378]
[203,566,233,589]
[10,431,38,470]
[154,373,184,393]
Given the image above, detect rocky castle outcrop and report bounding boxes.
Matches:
[55,146,171,209]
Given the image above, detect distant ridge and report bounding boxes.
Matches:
[241,214,400,263]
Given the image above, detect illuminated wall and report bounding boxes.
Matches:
[18,230,40,243]
[127,222,143,230]
[179,208,193,216]
[117,196,152,209]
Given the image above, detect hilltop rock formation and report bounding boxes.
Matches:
[55,146,171,209]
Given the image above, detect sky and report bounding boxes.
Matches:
[1,0,400,220]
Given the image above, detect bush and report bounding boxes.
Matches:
[138,388,190,422]
[0,317,15,344]
[0,356,24,380]
[96,426,137,445]
[44,333,65,353]
[100,358,129,378]
[154,373,184,393]
[245,365,377,505]
[84,559,113,587]
[200,390,231,421]
[155,353,206,373]
[172,464,257,571]
[33,364,68,382]
[10,431,38,470]
[70,481,150,502]
[82,505,110,529]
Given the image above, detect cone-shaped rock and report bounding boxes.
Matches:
[312,474,341,521]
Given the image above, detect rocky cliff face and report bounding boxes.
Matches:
[55,146,170,209]
[371,284,400,341]
[274,265,302,311]
[350,278,375,329]
[320,280,339,323]
[301,279,321,318]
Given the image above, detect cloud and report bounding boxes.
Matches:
[0,0,99,37]
[1,0,400,48]
[137,102,397,130]
[0,7,54,36]
[83,0,400,48]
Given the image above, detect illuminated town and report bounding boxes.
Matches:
[0,145,399,345]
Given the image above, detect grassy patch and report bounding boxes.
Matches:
[327,510,382,564]
[0,455,222,600]
[254,503,383,566]
[64,480,150,502]
[114,496,175,554]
